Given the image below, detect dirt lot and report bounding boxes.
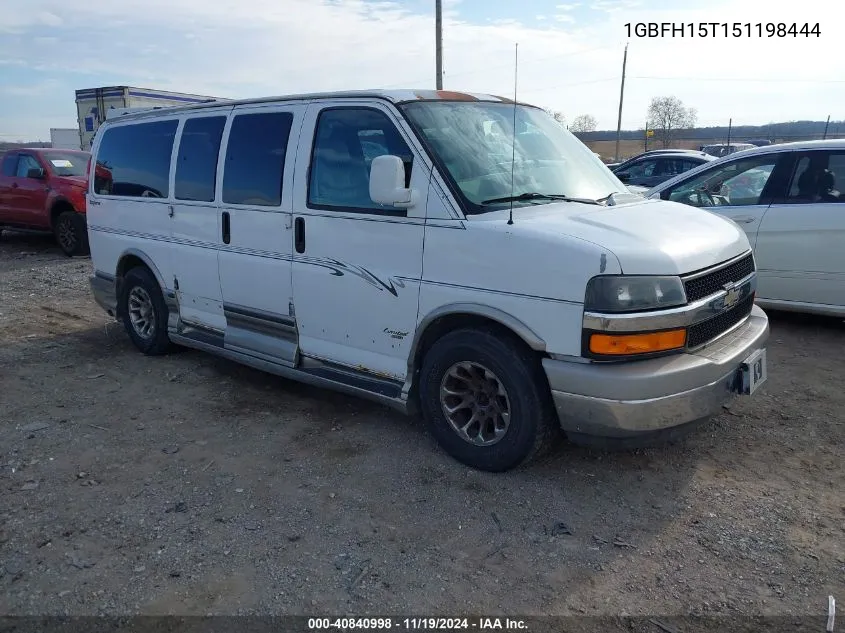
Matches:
[0,231,842,619]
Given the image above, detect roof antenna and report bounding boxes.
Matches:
[507,42,518,226]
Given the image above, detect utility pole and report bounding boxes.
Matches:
[614,42,628,162]
[435,0,443,90]
[726,117,732,149]
[644,121,648,152]
[823,114,830,139]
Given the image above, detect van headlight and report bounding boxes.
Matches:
[585,275,687,313]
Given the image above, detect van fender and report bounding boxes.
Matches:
[115,248,180,328]
[116,248,168,291]
[402,302,548,402]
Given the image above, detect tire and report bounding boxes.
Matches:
[118,267,172,356]
[54,211,89,257]
[419,327,558,472]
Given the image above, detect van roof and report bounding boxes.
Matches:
[99,89,528,122]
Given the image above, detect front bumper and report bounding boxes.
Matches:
[544,304,769,439]
[90,272,117,317]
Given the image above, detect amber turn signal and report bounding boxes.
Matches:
[589,329,687,355]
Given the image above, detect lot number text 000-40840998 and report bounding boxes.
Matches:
[307,618,529,630]
[624,22,821,38]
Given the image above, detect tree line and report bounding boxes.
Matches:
[544,97,842,146]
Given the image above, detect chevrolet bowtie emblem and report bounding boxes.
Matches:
[723,284,740,308]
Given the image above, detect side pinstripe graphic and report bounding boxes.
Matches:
[92,225,573,303]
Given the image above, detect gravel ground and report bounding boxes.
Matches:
[0,231,843,619]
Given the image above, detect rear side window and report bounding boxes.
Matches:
[175,116,227,202]
[222,111,293,206]
[786,151,845,203]
[94,120,178,198]
[1,153,17,177]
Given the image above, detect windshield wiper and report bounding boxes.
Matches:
[481,192,602,206]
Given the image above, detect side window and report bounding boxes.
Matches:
[663,156,778,208]
[308,108,413,212]
[359,129,389,168]
[16,155,41,178]
[827,154,845,202]
[786,151,845,204]
[95,120,178,198]
[175,116,227,202]
[2,154,18,177]
[625,159,657,178]
[657,158,691,177]
[222,111,293,207]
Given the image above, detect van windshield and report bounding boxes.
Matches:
[400,101,625,214]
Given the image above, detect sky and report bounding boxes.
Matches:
[0,0,842,140]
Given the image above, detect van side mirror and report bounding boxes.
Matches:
[369,155,414,208]
[27,167,46,179]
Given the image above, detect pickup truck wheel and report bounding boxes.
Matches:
[54,211,89,256]
[419,327,557,472]
[119,267,172,356]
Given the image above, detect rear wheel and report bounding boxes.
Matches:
[54,211,89,256]
[419,327,557,472]
[119,267,172,355]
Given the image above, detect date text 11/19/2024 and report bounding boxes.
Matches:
[624,22,821,38]
[308,618,528,630]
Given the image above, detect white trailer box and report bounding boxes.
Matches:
[50,127,82,150]
[75,86,226,150]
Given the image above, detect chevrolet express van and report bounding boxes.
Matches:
[87,90,769,472]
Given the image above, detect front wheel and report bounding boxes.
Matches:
[419,327,558,472]
[54,211,89,256]
[118,267,172,355]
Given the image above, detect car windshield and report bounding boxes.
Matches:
[400,101,625,213]
[42,151,89,177]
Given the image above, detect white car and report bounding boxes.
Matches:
[85,89,769,471]
[646,140,845,317]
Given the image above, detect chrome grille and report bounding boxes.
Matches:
[687,295,754,348]
[684,253,755,302]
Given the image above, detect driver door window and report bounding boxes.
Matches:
[15,155,41,178]
[308,108,413,213]
[663,155,779,208]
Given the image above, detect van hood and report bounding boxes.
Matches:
[484,198,749,276]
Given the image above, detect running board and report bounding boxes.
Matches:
[298,357,403,399]
[168,332,408,413]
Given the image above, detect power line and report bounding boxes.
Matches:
[519,77,618,94]
[631,75,845,83]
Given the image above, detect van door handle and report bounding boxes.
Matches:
[222,211,231,244]
[732,216,757,224]
[294,217,305,253]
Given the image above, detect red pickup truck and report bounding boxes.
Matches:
[0,148,92,256]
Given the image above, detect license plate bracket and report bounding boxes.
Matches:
[739,348,767,395]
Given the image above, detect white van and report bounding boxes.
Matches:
[86,89,769,472]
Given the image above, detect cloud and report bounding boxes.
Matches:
[589,0,642,11]
[0,9,63,33]
[0,0,840,139]
[0,80,63,97]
